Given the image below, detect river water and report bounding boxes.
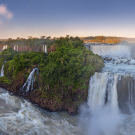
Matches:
[1,44,135,135]
[0,88,82,135]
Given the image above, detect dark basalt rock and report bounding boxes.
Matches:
[103,57,112,62]
[117,76,135,114]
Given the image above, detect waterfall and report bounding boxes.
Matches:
[3,45,8,50]
[90,45,131,57]
[14,45,18,51]
[0,64,4,77]
[43,45,44,52]
[45,45,47,53]
[21,68,39,92]
[43,45,47,53]
[85,72,123,135]
[88,72,108,111]
[88,72,119,112]
[107,74,119,111]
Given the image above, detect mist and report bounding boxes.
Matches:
[79,104,125,135]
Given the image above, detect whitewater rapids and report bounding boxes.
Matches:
[0,88,81,135]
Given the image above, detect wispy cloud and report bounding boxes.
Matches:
[0,4,13,19]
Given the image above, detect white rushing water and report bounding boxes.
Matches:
[85,72,123,135]
[0,64,4,77]
[3,45,7,50]
[90,44,131,57]
[0,88,81,135]
[88,72,108,111]
[43,45,47,53]
[14,45,18,51]
[21,68,39,91]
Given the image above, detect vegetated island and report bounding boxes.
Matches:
[0,36,104,115]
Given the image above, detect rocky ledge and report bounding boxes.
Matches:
[0,72,88,115]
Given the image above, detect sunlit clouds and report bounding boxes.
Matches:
[0,4,13,19]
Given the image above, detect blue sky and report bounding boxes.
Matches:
[0,0,135,39]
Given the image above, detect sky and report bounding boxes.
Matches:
[0,0,135,39]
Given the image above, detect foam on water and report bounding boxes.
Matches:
[0,88,81,135]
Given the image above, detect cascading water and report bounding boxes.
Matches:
[82,72,123,135]
[88,72,119,112]
[0,64,4,77]
[14,45,18,51]
[89,45,131,57]
[21,68,39,91]
[43,45,47,53]
[3,45,7,50]
[43,45,44,52]
[88,72,108,111]
[107,73,119,111]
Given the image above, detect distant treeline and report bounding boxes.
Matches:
[1,36,135,52]
[80,36,135,43]
[0,36,56,51]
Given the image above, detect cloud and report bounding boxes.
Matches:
[0,4,13,19]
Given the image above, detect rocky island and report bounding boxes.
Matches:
[0,37,104,115]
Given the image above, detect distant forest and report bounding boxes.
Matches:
[0,36,56,51]
[80,36,135,43]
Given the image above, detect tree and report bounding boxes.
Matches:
[40,36,46,39]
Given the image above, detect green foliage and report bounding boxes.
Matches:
[40,37,104,95]
[3,51,46,77]
[54,36,84,50]
[0,76,12,85]
[0,47,18,69]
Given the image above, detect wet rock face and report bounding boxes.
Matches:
[117,76,135,113]
[103,57,112,62]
